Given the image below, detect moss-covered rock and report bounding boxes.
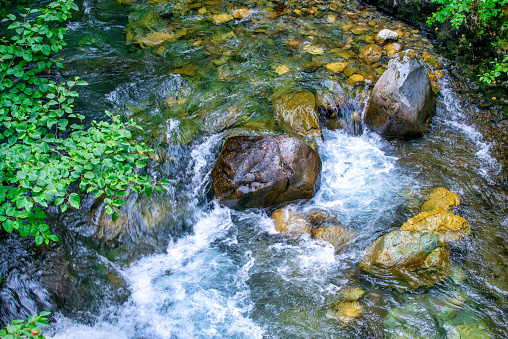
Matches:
[421,187,461,212]
[359,230,451,290]
[272,92,321,137]
[401,208,471,242]
[272,207,313,238]
[313,225,356,252]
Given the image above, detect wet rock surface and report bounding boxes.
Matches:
[364,50,435,138]
[272,92,321,137]
[401,208,471,242]
[359,230,451,289]
[211,136,322,209]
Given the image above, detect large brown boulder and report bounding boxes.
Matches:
[272,92,321,137]
[359,230,451,290]
[211,136,322,209]
[364,50,435,138]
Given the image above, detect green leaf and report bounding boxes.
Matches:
[68,193,80,209]
[35,235,43,245]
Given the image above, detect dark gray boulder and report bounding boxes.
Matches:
[211,136,321,209]
[364,50,435,138]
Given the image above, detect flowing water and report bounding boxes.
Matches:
[1,0,508,338]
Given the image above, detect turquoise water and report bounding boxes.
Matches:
[1,0,508,338]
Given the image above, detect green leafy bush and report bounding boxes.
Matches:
[428,0,508,83]
[0,312,50,339]
[0,0,168,244]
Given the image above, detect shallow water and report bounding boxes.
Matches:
[1,0,508,338]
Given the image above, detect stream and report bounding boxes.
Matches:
[1,0,508,338]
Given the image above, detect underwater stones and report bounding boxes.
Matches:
[272,208,313,238]
[326,14,337,23]
[374,29,399,44]
[364,50,435,138]
[275,64,291,75]
[347,74,364,86]
[422,187,461,212]
[314,225,356,252]
[351,26,367,35]
[422,53,443,69]
[232,8,250,19]
[303,44,324,55]
[385,301,439,338]
[337,287,365,301]
[272,92,321,137]
[401,208,471,242]
[334,301,363,324]
[360,44,383,64]
[325,62,348,74]
[346,12,360,20]
[359,230,451,289]
[384,42,402,57]
[342,24,353,31]
[174,64,197,77]
[212,13,234,25]
[211,136,322,209]
[306,208,337,226]
[134,31,178,48]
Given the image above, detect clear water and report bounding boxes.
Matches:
[1,0,508,338]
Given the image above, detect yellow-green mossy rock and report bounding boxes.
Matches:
[232,8,251,19]
[422,53,443,69]
[272,92,321,137]
[384,42,402,57]
[274,64,290,75]
[360,44,383,64]
[306,208,337,226]
[359,230,451,290]
[272,207,313,238]
[401,208,471,242]
[325,62,349,73]
[334,301,363,324]
[421,187,461,212]
[337,287,365,301]
[212,13,234,25]
[313,225,356,252]
[347,74,364,86]
[134,29,187,49]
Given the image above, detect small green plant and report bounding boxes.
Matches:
[428,0,508,83]
[0,312,50,339]
[0,0,168,245]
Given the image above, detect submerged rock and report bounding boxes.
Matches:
[212,13,234,25]
[401,208,471,242]
[421,187,461,212]
[272,92,321,137]
[337,287,365,301]
[232,8,251,19]
[374,29,399,43]
[364,50,435,138]
[325,62,349,74]
[275,64,291,75]
[211,136,322,209]
[334,301,363,324]
[360,44,383,64]
[272,207,313,238]
[384,42,402,57]
[314,225,356,252]
[359,230,451,289]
